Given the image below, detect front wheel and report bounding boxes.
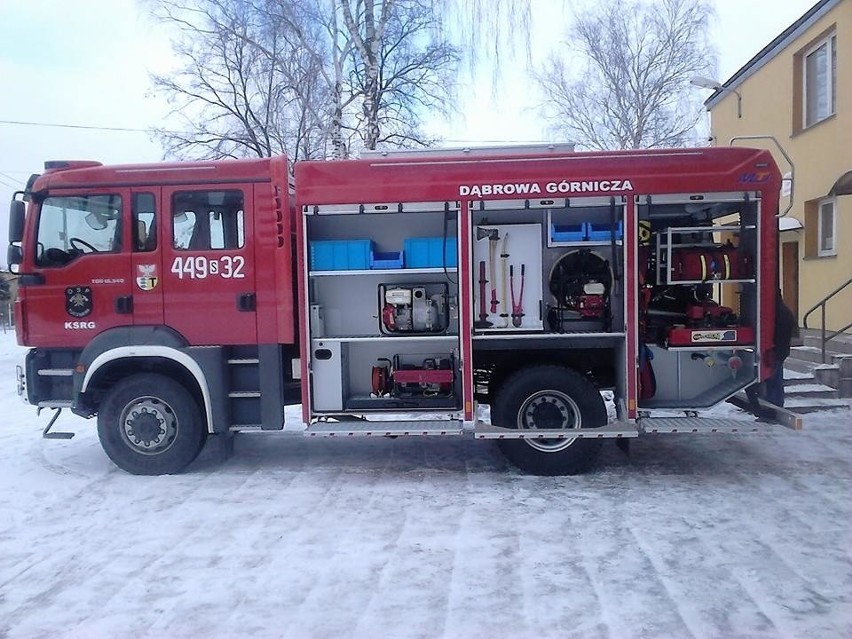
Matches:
[97,373,206,475]
[493,366,606,475]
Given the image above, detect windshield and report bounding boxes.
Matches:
[35,194,122,266]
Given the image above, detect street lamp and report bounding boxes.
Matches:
[691,75,742,119]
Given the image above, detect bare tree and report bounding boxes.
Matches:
[150,0,467,159]
[343,0,460,149]
[149,0,330,160]
[537,0,715,150]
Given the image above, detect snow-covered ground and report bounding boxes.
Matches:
[2,329,851,639]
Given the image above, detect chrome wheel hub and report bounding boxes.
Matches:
[518,390,581,452]
[120,397,178,455]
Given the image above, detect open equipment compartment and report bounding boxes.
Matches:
[470,196,626,335]
[305,202,462,414]
[468,195,629,421]
[636,192,760,409]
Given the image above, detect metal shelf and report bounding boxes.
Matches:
[666,278,756,285]
[655,224,755,286]
[312,334,459,343]
[310,267,457,277]
[548,240,623,248]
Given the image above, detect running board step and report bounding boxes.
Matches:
[37,400,73,409]
[475,422,639,440]
[307,420,464,437]
[638,416,767,434]
[37,369,73,377]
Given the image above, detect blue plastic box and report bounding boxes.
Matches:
[404,237,458,268]
[587,221,623,241]
[370,250,404,269]
[551,223,587,243]
[310,240,372,270]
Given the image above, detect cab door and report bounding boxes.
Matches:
[22,190,133,348]
[129,190,164,326]
[160,185,257,345]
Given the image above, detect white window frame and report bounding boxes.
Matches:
[817,197,836,257]
[803,32,837,129]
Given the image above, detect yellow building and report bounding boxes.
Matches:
[703,0,850,334]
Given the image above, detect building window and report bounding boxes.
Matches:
[818,198,836,256]
[804,32,836,128]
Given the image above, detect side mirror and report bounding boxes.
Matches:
[7,244,22,268]
[9,200,25,243]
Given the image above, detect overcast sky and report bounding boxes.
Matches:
[0,0,817,259]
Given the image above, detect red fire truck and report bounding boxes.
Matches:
[6,145,798,476]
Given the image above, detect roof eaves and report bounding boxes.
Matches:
[704,0,841,110]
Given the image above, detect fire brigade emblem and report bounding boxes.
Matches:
[136,264,159,291]
[65,286,93,318]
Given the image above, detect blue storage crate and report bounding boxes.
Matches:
[404,237,458,268]
[370,250,404,269]
[550,223,587,243]
[587,221,623,241]
[310,239,372,271]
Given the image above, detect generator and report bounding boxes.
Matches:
[371,355,455,400]
[378,283,449,335]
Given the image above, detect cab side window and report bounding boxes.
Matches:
[35,194,122,267]
[133,193,157,252]
[171,190,245,251]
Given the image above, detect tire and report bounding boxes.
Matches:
[97,373,206,475]
[493,366,606,476]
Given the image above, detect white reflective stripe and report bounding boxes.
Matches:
[81,346,214,433]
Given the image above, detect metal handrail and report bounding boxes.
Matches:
[729,135,795,217]
[803,276,852,363]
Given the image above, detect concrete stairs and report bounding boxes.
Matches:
[781,328,852,412]
[782,373,850,414]
[785,328,852,399]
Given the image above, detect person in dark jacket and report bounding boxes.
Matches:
[765,291,796,407]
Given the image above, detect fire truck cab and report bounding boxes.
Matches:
[7,146,791,476]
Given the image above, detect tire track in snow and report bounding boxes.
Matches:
[438,470,535,639]
[101,458,319,639]
[75,460,299,636]
[563,474,702,639]
[621,468,776,637]
[624,510,776,639]
[688,521,809,638]
[5,449,287,638]
[623,523,701,638]
[274,444,420,639]
[348,478,445,639]
[720,461,852,637]
[196,439,416,638]
[668,471,838,638]
[507,478,607,639]
[435,452,474,639]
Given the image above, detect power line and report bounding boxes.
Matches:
[0,119,156,133]
[0,120,547,145]
[0,172,20,189]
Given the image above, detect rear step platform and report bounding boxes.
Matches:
[638,416,764,434]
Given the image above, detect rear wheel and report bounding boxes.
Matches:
[97,373,206,475]
[493,366,606,475]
